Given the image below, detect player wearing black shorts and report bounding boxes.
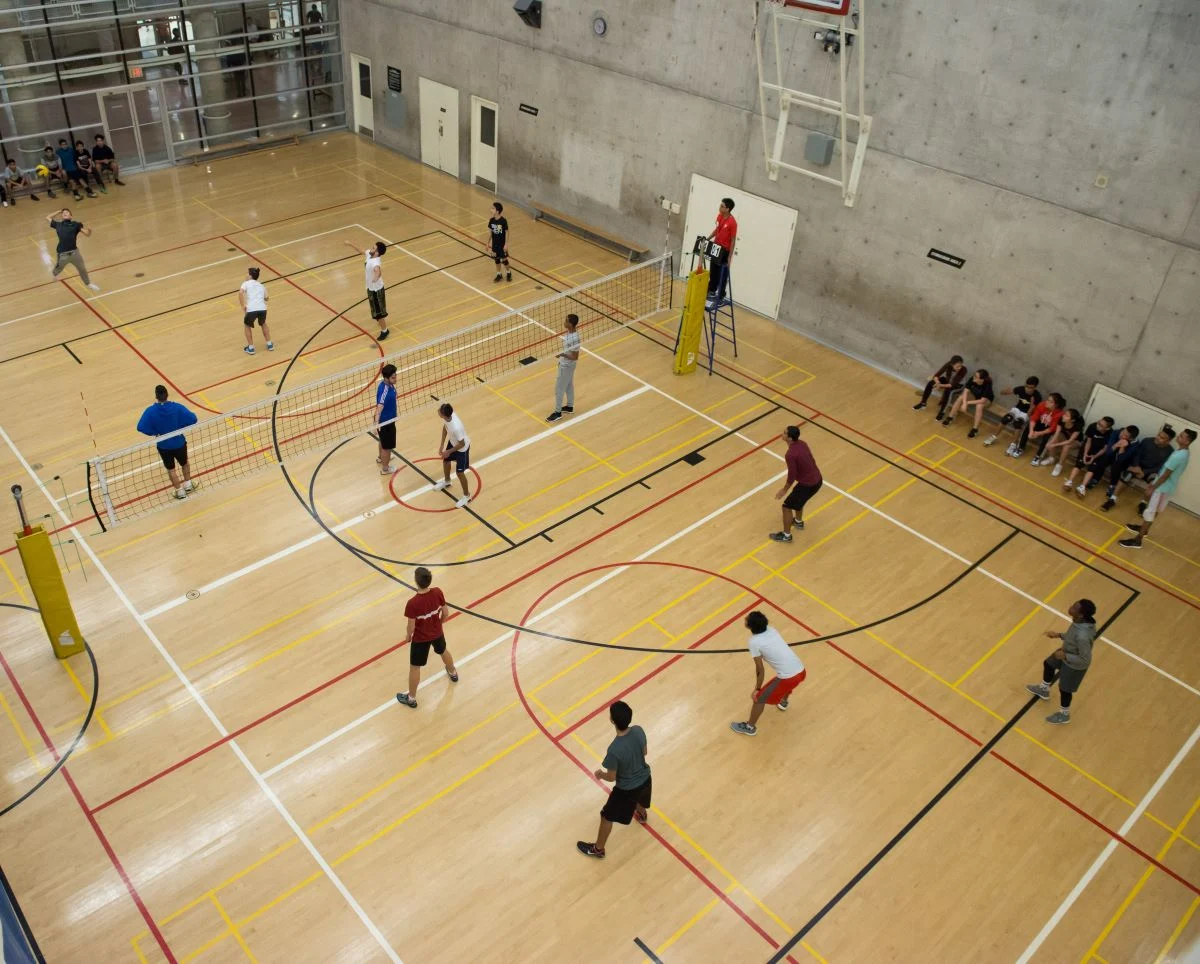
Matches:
[770,425,823,543]
[396,567,459,709]
[136,385,199,500]
[486,201,511,283]
[577,700,651,859]
[374,364,398,475]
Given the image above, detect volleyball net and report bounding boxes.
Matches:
[86,254,673,529]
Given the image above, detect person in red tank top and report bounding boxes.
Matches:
[396,567,459,709]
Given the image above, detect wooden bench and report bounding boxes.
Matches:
[178,133,299,166]
[533,203,651,262]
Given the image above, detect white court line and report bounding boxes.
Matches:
[1015,722,1200,963]
[262,470,786,779]
[350,222,1198,699]
[0,223,360,331]
[139,384,651,620]
[0,420,403,964]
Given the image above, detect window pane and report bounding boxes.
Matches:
[358,61,370,99]
[481,106,495,147]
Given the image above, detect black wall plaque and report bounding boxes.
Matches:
[519,103,539,116]
[927,248,965,269]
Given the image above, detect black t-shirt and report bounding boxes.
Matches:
[967,378,994,402]
[52,219,84,253]
[91,144,115,161]
[487,216,508,246]
[75,149,94,170]
[1082,422,1110,454]
[1012,385,1042,414]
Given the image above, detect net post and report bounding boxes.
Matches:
[91,459,116,530]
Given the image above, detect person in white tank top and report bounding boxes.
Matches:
[238,265,273,354]
[345,238,389,341]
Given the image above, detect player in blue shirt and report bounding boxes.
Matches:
[1120,427,1194,549]
[374,364,399,474]
[136,385,199,500]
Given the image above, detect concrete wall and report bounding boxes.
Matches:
[340,0,1200,420]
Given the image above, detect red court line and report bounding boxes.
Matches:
[188,330,366,395]
[91,433,777,811]
[1,194,387,300]
[510,597,802,963]
[0,516,94,556]
[0,649,176,961]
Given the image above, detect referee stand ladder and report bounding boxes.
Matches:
[675,236,738,375]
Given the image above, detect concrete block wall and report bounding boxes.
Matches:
[340,0,1200,420]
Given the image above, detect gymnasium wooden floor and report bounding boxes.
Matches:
[1,133,1198,964]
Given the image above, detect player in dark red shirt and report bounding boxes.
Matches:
[770,425,823,543]
[705,197,737,307]
[396,566,459,708]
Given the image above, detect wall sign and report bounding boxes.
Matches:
[927,248,965,269]
[519,103,539,116]
[387,66,401,92]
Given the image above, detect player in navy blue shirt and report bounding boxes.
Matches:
[136,385,199,500]
[374,364,399,474]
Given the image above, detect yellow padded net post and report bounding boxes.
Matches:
[673,268,708,375]
[10,485,84,660]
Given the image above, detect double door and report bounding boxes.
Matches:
[97,83,176,170]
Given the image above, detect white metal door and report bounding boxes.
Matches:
[470,95,498,192]
[350,54,373,137]
[419,77,459,178]
[680,175,799,319]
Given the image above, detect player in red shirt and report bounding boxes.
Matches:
[396,566,459,708]
[770,424,823,543]
[705,197,737,308]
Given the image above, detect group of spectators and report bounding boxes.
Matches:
[915,355,1195,548]
[0,134,123,208]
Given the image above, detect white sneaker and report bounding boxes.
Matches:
[455,495,471,508]
[1051,464,1062,477]
[1005,443,1017,457]
[432,480,451,491]
[86,282,101,292]
[983,434,998,446]
[184,481,194,492]
[1030,455,1043,466]
[1075,484,1086,497]
[1062,479,1073,490]
[174,487,187,500]
[380,465,397,475]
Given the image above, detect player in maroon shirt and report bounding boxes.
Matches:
[396,567,459,708]
[770,425,823,543]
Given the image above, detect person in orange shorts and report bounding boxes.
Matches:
[730,611,806,736]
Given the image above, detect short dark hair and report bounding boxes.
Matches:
[785,425,800,441]
[1048,393,1065,408]
[746,610,768,634]
[565,313,579,327]
[58,138,67,145]
[154,385,168,401]
[721,197,735,211]
[380,363,397,378]
[74,140,84,147]
[248,266,260,280]
[1160,426,1177,441]
[609,700,632,730]
[1075,599,1097,623]
[439,403,454,418]
[414,566,433,589]
[493,201,503,213]
[1125,424,1140,439]
[950,354,964,364]
[94,133,105,141]
[1098,415,1114,427]
[1181,428,1197,443]
[976,368,989,380]
[1025,376,1039,387]
[375,241,387,256]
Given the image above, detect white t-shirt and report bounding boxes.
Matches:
[240,279,267,312]
[748,627,804,680]
[444,413,470,451]
[365,252,384,291]
[559,329,581,365]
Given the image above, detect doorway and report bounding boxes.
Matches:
[96,84,175,171]
[470,96,498,192]
[418,77,459,178]
[350,54,373,137]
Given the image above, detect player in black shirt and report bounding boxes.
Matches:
[486,201,511,283]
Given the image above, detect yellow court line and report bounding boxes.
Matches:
[485,384,622,473]
[0,555,28,603]
[1155,897,1199,963]
[652,890,726,958]
[191,196,244,232]
[130,934,150,964]
[1083,793,1200,962]
[61,657,112,739]
[210,893,258,962]
[0,689,46,774]
[236,870,324,930]
[528,693,564,728]
[952,526,1126,687]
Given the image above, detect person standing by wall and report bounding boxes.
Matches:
[546,313,581,422]
[1119,428,1193,549]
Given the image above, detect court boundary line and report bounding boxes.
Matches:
[0,423,404,963]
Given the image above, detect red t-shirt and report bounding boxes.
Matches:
[405,588,446,642]
[713,213,737,251]
[1027,402,1063,434]
[785,440,822,487]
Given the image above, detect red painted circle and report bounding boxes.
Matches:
[388,457,483,513]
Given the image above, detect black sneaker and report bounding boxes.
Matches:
[86,190,97,198]
[967,428,978,439]
[506,270,512,281]
[396,692,417,708]
[1137,501,1147,514]
[446,669,459,683]
[114,178,126,186]
[1118,537,1143,550]
[47,190,57,198]
[494,272,502,282]
[561,406,574,414]
[29,194,39,201]
[941,416,953,426]
[1125,522,1142,533]
[1100,498,1115,512]
[912,402,926,411]
[546,411,562,422]
[377,329,390,341]
[769,531,793,543]
[576,841,605,859]
[795,520,805,530]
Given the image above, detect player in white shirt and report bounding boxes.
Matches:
[433,402,473,507]
[546,313,581,422]
[238,266,273,354]
[344,239,389,341]
[730,611,806,736]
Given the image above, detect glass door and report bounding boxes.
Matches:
[99,90,142,170]
[97,84,175,171]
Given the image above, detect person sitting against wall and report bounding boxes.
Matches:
[913,354,968,419]
[1100,426,1175,512]
[940,368,994,438]
[1013,392,1065,460]
[90,135,125,186]
[983,375,1041,450]
[1033,408,1083,476]
[74,140,106,195]
[1,158,39,206]
[1062,415,1115,492]
[1074,424,1138,499]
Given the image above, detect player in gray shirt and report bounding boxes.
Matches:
[1026,599,1097,725]
[576,700,651,859]
[547,313,581,422]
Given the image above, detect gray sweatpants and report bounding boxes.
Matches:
[52,249,91,286]
[554,360,576,412]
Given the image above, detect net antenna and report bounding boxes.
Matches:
[755,0,871,207]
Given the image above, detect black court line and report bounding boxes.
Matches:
[433,230,1139,601]
[766,591,1139,963]
[62,343,82,364]
[0,861,46,964]
[633,937,663,963]
[0,229,448,367]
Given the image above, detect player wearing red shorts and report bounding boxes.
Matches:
[730,611,805,736]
